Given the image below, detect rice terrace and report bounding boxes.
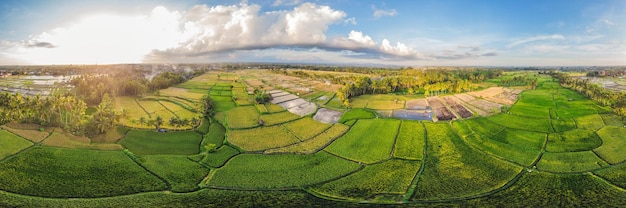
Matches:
[0,64,626,207]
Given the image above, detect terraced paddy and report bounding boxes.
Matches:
[1,71,626,207]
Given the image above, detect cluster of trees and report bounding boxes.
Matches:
[0,92,119,137]
[555,73,626,118]
[253,88,271,104]
[70,70,199,105]
[499,76,538,89]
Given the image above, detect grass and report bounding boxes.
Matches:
[201,121,226,150]
[120,130,202,155]
[465,134,541,166]
[199,145,240,167]
[576,114,605,131]
[338,108,376,123]
[366,100,405,110]
[1,125,51,142]
[259,111,301,126]
[42,129,123,150]
[214,101,237,112]
[594,162,626,189]
[0,130,33,160]
[92,126,129,143]
[394,121,425,160]
[487,113,553,133]
[464,117,505,138]
[0,146,167,197]
[460,171,626,207]
[546,129,602,152]
[311,159,420,200]
[537,151,609,172]
[283,117,331,140]
[490,128,546,150]
[451,120,473,138]
[265,103,286,113]
[226,106,259,129]
[264,124,349,154]
[594,126,626,164]
[551,118,577,132]
[413,123,521,200]
[227,126,300,151]
[205,152,361,189]
[159,100,198,118]
[140,155,209,192]
[601,114,624,127]
[326,119,400,164]
[194,118,211,135]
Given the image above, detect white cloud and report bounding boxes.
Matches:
[372,6,397,18]
[506,34,565,48]
[272,0,302,7]
[344,17,357,25]
[147,2,347,62]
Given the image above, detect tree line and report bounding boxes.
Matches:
[273,68,501,106]
[70,70,201,105]
[0,92,118,137]
[554,73,626,118]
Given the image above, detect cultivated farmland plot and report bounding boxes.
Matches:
[4,71,626,206]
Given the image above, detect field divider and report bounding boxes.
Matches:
[134,99,152,119]
[403,121,428,202]
[157,101,179,118]
[122,150,172,191]
[450,124,528,168]
[589,172,626,192]
[0,127,52,163]
[389,120,402,160]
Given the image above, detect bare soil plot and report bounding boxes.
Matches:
[313,108,344,124]
[469,99,503,114]
[448,95,488,116]
[288,102,317,116]
[392,109,433,121]
[443,96,473,118]
[406,99,430,110]
[270,94,299,104]
[279,98,308,109]
[469,87,504,98]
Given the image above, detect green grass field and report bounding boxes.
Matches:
[259,111,301,126]
[311,159,420,200]
[205,152,361,188]
[0,130,33,160]
[264,123,349,154]
[227,126,300,151]
[413,123,521,200]
[537,151,609,172]
[0,146,167,197]
[140,155,209,192]
[394,121,425,160]
[199,145,240,167]
[338,108,376,123]
[594,126,626,164]
[120,130,202,155]
[326,119,400,164]
[225,106,259,129]
[283,117,331,141]
[546,129,602,152]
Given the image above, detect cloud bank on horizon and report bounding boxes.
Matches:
[0,0,624,66]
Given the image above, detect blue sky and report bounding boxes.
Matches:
[0,0,624,66]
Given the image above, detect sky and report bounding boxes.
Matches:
[0,0,624,66]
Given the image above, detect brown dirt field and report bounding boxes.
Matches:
[1,125,52,143]
[406,99,430,110]
[469,87,504,98]
[454,94,476,102]
[443,97,473,118]
[469,99,502,113]
[434,107,456,120]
